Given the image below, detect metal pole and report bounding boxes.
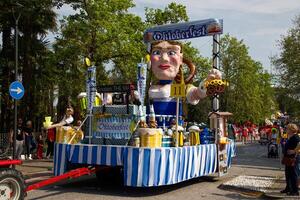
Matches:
[212,34,221,144]
[13,14,20,160]
[212,34,220,113]
[212,34,223,177]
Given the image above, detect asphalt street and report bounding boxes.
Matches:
[24,142,289,200]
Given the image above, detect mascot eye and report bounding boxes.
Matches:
[152,50,161,56]
[168,50,177,56]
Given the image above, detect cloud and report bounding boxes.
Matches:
[134,0,300,15]
[250,27,288,36]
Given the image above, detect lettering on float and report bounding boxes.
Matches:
[153,25,206,41]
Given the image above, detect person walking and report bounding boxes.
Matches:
[23,120,35,160]
[280,123,300,196]
[14,118,25,160]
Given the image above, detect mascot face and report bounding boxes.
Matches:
[150,41,183,81]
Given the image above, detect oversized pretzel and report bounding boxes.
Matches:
[175,57,196,84]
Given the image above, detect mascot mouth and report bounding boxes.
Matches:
[159,64,170,70]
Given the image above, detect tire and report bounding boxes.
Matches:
[0,168,25,200]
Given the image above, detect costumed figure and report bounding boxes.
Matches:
[46,106,74,129]
[44,106,82,145]
[147,40,222,127]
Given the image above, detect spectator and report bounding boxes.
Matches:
[14,118,24,160]
[242,125,248,144]
[227,123,236,141]
[23,120,35,160]
[36,134,44,159]
[280,123,300,196]
[46,128,55,159]
[248,124,254,143]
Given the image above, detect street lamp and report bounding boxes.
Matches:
[12,2,23,160]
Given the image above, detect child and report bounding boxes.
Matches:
[36,134,44,159]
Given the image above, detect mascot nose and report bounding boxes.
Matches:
[161,52,169,61]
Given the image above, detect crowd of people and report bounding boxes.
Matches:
[7,106,76,160]
[8,118,55,160]
[229,121,285,145]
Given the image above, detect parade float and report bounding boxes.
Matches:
[0,19,237,200]
[52,18,236,187]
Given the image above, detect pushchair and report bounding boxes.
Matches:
[267,140,279,158]
[259,132,269,145]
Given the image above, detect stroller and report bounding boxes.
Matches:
[267,139,279,158]
[259,132,269,145]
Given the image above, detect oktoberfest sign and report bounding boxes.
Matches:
[143,18,223,43]
[86,66,96,112]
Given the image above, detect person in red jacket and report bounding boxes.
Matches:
[46,128,55,159]
[242,125,248,144]
[36,134,44,159]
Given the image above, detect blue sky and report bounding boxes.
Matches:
[54,0,300,73]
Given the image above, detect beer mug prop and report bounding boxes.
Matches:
[43,116,53,128]
[139,128,163,147]
[205,79,228,96]
[56,126,84,144]
[68,129,84,144]
[77,92,102,111]
[219,136,228,145]
[188,125,200,145]
[162,135,172,147]
[172,126,184,147]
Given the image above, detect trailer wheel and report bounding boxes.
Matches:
[0,168,25,200]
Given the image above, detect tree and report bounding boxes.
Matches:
[0,0,57,131]
[272,14,300,120]
[144,2,188,25]
[220,34,276,124]
[52,0,145,117]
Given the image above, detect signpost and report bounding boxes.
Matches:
[9,81,24,100]
[170,76,185,147]
[86,65,96,144]
[9,81,24,160]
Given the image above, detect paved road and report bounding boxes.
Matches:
[26,142,284,200]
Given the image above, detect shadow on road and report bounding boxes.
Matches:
[28,174,218,199]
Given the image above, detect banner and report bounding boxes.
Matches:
[144,18,223,43]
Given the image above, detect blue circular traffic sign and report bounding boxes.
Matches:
[9,81,25,100]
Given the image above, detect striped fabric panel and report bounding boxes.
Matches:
[123,144,218,187]
[69,144,124,166]
[227,140,236,168]
[54,143,124,175]
[54,143,232,186]
[54,143,68,176]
